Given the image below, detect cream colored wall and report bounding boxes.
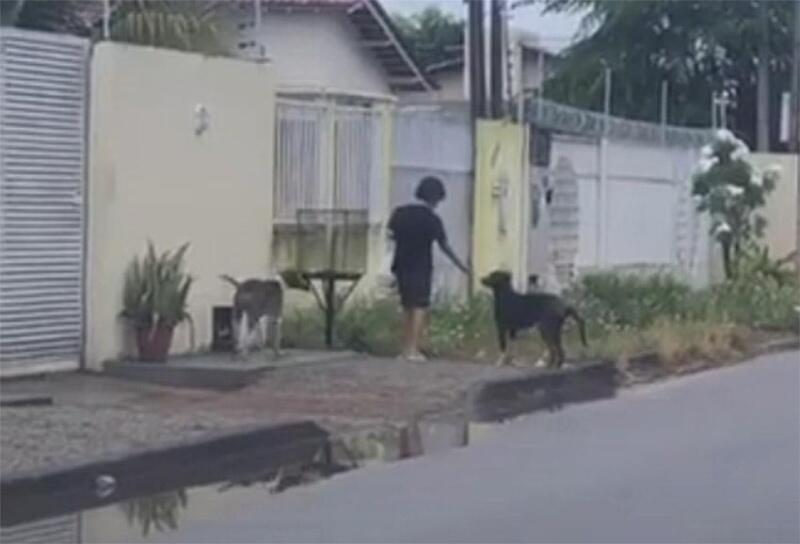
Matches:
[220,10,391,96]
[86,43,275,369]
[751,153,799,261]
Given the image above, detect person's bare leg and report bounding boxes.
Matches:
[401,308,414,357]
[418,310,430,356]
[409,308,427,358]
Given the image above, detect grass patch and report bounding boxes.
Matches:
[281,270,798,372]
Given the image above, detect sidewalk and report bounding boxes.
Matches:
[1,356,534,479]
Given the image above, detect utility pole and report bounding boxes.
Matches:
[597,65,611,267]
[102,0,111,40]
[756,0,770,151]
[468,0,486,120]
[489,0,504,119]
[660,80,668,142]
[791,0,800,153]
[792,0,800,273]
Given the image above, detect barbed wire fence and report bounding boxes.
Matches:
[523,97,714,286]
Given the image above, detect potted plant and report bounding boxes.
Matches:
[120,241,194,362]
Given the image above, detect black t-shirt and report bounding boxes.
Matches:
[388,204,446,273]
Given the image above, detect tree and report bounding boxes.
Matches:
[3,0,222,54]
[542,0,795,149]
[3,0,89,34]
[392,6,463,69]
[106,0,222,54]
[692,129,779,279]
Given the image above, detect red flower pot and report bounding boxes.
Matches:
[135,323,175,362]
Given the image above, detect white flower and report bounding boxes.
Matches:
[725,184,744,197]
[697,156,719,174]
[712,221,732,236]
[700,145,714,159]
[764,164,782,182]
[715,129,735,143]
[750,172,763,187]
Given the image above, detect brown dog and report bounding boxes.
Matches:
[481,270,587,367]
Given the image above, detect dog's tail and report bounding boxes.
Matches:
[565,306,588,347]
[219,274,239,288]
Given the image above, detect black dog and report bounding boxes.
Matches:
[481,270,587,368]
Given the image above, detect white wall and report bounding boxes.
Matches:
[87,44,276,369]
[751,153,799,262]
[392,105,473,299]
[221,9,391,96]
[546,133,711,285]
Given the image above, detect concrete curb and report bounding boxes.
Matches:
[102,351,361,390]
[1,421,328,527]
[621,334,800,386]
[468,360,618,423]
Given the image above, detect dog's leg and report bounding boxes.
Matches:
[495,327,512,366]
[539,322,563,368]
[272,317,282,359]
[553,323,566,368]
[235,311,248,358]
[230,308,240,357]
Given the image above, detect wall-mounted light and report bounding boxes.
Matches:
[194,104,209,136]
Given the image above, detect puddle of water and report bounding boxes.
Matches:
[1,418,493,543]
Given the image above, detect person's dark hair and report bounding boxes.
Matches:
[415,176,446,204]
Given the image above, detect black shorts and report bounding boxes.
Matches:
[394,267,432,309]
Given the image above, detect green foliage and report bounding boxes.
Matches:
[7,0,89,34]
[427,295,495,357]
[107,0,223,54]
[282,267,798,365]
[120,489,188,537]
[703,252,800,330]
[542,0,795,142]
[572,268,799,333]
[392,6,463,69]
[120,241,194,331]
[337,298,403,356]
[6,0,223,54]
[734,246,797,287]
[692,130,778,278]
[566,272,694,328]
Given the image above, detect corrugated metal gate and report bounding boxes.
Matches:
[0,29,89,376]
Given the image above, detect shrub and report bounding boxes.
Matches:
[120,241,193,331]
[566,272,694,328]
[281,267,798,365]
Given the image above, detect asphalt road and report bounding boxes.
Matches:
[115,351,800,543]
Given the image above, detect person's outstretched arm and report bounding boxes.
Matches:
[434,215,469,275]
[438,238,469,275]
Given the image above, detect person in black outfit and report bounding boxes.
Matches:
[388,176,469,361]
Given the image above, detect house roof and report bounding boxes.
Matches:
[37,0,434,93]
[261,0,435,92]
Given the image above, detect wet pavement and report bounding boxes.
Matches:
[3,350,797,543]
[1,356,527,477]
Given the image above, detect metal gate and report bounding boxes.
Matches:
[0,29,89,376]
